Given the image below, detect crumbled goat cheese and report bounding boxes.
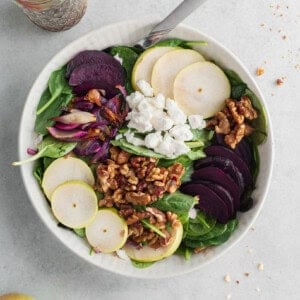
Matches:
[137,80,154,97]
[124,81,205,158]
[188,115,206,129]
[145,131,163,149]
[188,207,197,219]
[169,124,194,141]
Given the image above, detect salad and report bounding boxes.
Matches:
[14,38,267,268]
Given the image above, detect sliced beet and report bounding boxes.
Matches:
[69,63,125,98]
[204,145,253,189]
[180,183,230,223]
[213,133,252,166]
[191,167,240,210]
[194,156,245,194]
[196,180,236,217]
[66,50,122,78]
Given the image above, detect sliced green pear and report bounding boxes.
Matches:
[173,61,231,118]
[0,294,34,300]
[51,180,98,229]
[42,156,95,200]
[151,49,205,98]
[124,221,183,262]
[131,46,176,90]
[85,208,128,253]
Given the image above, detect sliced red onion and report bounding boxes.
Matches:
[55,122,80,130]
[74,140,102,156]
[116,85,127,98]
[73,100,95,111]
[47,127,87,142]
[27,148,37,155]
[91,140,110,163]
[52,109,96,125]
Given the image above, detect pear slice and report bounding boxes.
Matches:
[131,46,176,90]
[124,221,183,262]
[0,294,34,300]
[42,156,95,200]
[51,180,98,229]
[85,208,128,253]
[173,61,231,118]
[151,49,205,98]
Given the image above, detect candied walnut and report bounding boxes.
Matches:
[224,124,245,149]
[165,179,178,193]
[226,98,244,124]
[236,96,258,120]
[215,111,231,134]
[86,89,101,106]
[117,150,131,164]
[119,163,129,175]
[125,192,152,205]
[146,207,166,223]
[167,163,185,179]
[128,175,138,185]
[107,178,118,190]
[112,189,123,202]
[109,146,120,161]
[244,124,255,136]
[166,211,181,228]
[146,167,165,181]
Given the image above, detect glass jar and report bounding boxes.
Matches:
[15,0,88,32]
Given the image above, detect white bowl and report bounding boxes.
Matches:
[18,20,274,278]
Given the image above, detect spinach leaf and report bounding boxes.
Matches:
[35,91,73,135]
[175,245,193,260]
[186,211,217,237]
[131,260,155,269]
[153,38,207,49]
[244,89,268,145]
[224,69,267,145]
[43,157,55,170]
[111,138,167,158]
[186,148,206,160]
[109,46,138,94]
[73,228,86,238]
[13,136,76,166]
[250,141,260,183]
[181,160,194,183]
[36,66,72,116]
[33,158,44,185]
[190,129,214,142]
[151,191,196,215]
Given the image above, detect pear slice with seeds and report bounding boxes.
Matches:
[42,156,95,200]
[51,180,98,229]
[124,221,183,262]
[86,208,128,253]
[173,61,231,118]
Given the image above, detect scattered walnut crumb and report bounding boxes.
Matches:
[244,272,250,277]
[258,263,264,271]
[256,67,265,76]
[260,23,265,27]
[276,78,284,85]
[282,35,287,40]
[236,280,240,284]
[224,274,231,282]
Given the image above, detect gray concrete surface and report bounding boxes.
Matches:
[0,0,299,299]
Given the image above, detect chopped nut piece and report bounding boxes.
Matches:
[244,272,250,277]
[224,275,231,282]
[256,67,265,76]
[215,111,231,134]
[224,124,245,149]
[226,98,244,124]
[276,78,284,85]
[237,96,258,120]
[257,263,264,271]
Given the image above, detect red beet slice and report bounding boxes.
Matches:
[196,180,236,216]
[66,50,122,78]
[194,156,245,194]
[204,145,253,189]
[191,167,240,208]
[181,183,230,223]
[69,63,125,98]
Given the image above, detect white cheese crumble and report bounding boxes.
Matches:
[114,54,123,65]
[125,80,205,158]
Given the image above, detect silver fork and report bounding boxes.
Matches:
[136,0,208,49]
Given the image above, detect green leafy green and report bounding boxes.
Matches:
[13,136,76,166]
[73,228,86,238]
[109,46,139,94]
[151,191,196,216]
[36,66,72,116]
[224,69,267,145]
[34,66,73,135]
[131,260,155,269]
[141,219,166,238]
[181,160,194,183]
[175,245,193,260]
[190,129,214,142]
[43,157,55,170]
[186,211,217,237]
[186,148,206,160]
[33,158,44,185]
[111,138,167,158]
[251,141,260,183]
[153,38,207,49]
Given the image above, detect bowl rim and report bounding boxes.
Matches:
[18,19,274,278]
